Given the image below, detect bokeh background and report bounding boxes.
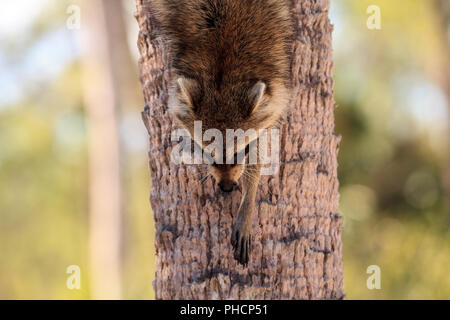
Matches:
[0,0,449,299]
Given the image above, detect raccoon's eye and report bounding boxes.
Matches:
[232,143,251,165]
[244,143,250,156]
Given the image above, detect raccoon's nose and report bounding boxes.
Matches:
[218,180,237,193]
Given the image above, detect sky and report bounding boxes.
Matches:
[0,0,78,108]
[0,0,48,39]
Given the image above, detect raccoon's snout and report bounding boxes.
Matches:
[210,163,244,193]
[218,180,238,193]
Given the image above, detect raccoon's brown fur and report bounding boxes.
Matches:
[146,0,293,265]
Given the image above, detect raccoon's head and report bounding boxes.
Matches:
[169,77,288,192]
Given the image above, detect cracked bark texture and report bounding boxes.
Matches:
[136,0,344,300]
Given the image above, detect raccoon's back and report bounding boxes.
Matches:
[149,0,293,86]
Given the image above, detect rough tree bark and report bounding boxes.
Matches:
[136,0,344,299]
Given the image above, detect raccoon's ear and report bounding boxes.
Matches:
[176,77,199,110]
[248,82,267,115]
[169,77,199,127]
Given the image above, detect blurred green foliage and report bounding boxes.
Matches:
[0,0,448,299]
[0,0,154,299]
[334,0,450,299]
[0,64,90,299]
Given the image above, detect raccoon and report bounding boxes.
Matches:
[146,0,293,265]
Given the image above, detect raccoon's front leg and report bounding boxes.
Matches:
[231,163,261,265]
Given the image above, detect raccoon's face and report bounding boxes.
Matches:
[210,164,243,192]
[169,77,287,192]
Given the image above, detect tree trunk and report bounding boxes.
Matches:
[82,0,126,300]
[434,0,450,198]
[136,0,344,300]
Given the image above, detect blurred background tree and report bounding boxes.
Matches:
[0,0,153,299]
[0,0,448,299]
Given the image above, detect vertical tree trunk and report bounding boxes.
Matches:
[136,0,344,300]
[82,0,125,300]
[434,0,450,198]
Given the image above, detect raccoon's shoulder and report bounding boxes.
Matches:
[147,0,292,44]
[147,0,293,82]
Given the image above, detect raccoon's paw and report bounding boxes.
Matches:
[231,223,252,266]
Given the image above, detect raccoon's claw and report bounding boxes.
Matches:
[231,225,252,266]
